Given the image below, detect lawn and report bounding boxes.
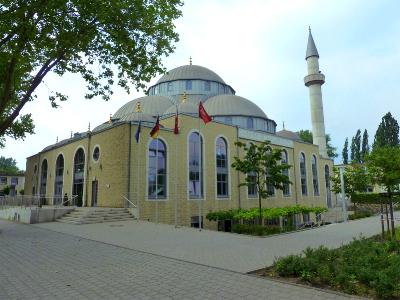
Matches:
[256,229,400,299]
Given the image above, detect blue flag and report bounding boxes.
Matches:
[135,121,141,143]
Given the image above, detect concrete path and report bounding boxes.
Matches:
[0,221,362,300]
[35,213,398,273]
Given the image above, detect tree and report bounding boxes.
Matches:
[0,156,22,174]
[0,0,183,147]
[373,112,399,150]
[331,164,371,197]
[342,137,349,164]
[232,141,291,224]
[298,129,338,159]
[361,129,369,163]
[350,130,361,163]
[367,146,400,237]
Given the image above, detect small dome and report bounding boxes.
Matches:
[113,95,173,118]
[276,130,301,141]
[164,102,198,116]
[156,65,226,84]
[204,95,267,119]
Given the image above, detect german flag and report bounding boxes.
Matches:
[150,116,160,139]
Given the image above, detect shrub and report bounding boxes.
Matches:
[232,224,281,236]
[349,210,373,220]
[2,186,10,195]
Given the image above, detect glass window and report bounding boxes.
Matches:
[186,80,192,90]
[216,137,228,197]
[54,154,64,204]
[224,117,232,125]
[204,81,211,91]
[325,165,332,208]
[281,150,290,196]
[247,117,254,129]
[300,153,307,196]
[93,146,100,161]
[191,216,203,228]
[167,82,173,92]
[266,167,275,196]
[247,172,257,197]
[189,132,203,198]
[219,84,225,93]
[11,177,18,186]
[148,139,167,199]
[40,159,48,196]
[0,177,7,184]
[312,155,319,196]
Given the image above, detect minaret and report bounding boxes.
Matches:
[304,28,328,158]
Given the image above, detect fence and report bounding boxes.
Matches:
[0,195,78,210]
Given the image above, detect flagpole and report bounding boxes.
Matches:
[156,135,159,224]
[136,106,141,219]
[198,108,202,231]
[174,103,179,228]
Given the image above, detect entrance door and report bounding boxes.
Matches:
[92,180,98,207]
[73,183,83,207]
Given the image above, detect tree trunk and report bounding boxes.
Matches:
[258,194,262,226]
[380,201,385,241]
[389,200,395,238]
[385,203,391,236]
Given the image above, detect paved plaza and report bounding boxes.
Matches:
[0,220,364,300]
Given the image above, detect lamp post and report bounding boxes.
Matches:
[339,166,348,222]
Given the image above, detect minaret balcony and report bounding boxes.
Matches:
[304,73,325,86]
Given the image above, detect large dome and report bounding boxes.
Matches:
[113,95,173,118]
[164,102,198,116]
[156,65,226,84]
[204,95,268,119]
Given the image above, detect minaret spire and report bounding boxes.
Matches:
[304,28,328,158]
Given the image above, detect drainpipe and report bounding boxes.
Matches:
[292,148,298,205]
[236,126,241,209]
[85,132,91,207]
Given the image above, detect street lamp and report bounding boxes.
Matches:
[339,166,348,222]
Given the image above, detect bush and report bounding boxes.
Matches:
[349,210,373,220]
[2,186,10,195]
[232,224,281,236]
[273,237,400,298]
[19,189,24,195]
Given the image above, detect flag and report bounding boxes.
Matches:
[199,101,212,124]
[135,121,141,143]
[174,110,179,134]
[150,116,160,138]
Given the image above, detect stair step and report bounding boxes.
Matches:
[56,207,135,225]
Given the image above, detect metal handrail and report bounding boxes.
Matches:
[58,195,78,207]
[122,195,137,208]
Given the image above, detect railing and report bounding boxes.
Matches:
[122,195,137,208]
[0,195,79,209]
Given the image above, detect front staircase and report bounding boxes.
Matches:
[57,207,135,225]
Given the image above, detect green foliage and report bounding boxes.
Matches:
[206,206,327,221]
[350,129,362,163]
[273,237,400,298]
[0,0,183,145]
[232,224,281,236]
[331,164,372,197]
[351,193,400,204]
[0,156,22,174]
[298,129,338,159]
[373,112,400,150]
[232,141,291,223]
[2,185,10,195]
[19,189,24,195]
[361,129,369,163]
[342,137,348,164]
[348,210,373,220]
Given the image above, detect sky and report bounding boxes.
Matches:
[2,0,400,169]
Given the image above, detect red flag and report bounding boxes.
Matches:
[150,116,160,138]
[199,101,212,124]
[174,110,179,134]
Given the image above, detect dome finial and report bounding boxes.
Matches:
[88,122,91,132]
[283,121,285,130]
[308,25,311,32]
[56,136,58,143]
[135,101,142,113]
[109,113,112,124]
[305,27,319,59]
[189,56,192,65]
[181,91,187,103]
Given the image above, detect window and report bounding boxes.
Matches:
[247,117,254,129]
[281,150,290,196]
[167,82,173,92]
[219,84,225,93]
[189,132,203,198]
[266,168,275,196]
[300,153,307,195]
[224,116,232,125]
[11,177,18,186]
[40,159,48,197]
[73,148,85,207]
[216,137,228,197]
[247,172,257,197]
[0,177,7,184]
[303,212,310,223]
[54,154,64,204]
[191,216,203,228]
[264,217,280,226]
[204,81,211,91]
[93,146,100,161]
[186,80,192,90]
[312,155,319,195]
[148,139,167,199]
[325,165,332,208]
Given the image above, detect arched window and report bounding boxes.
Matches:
[54,154,64,204]
[189,132,203,198]
[300,153,307,196]
[247,117,254,129]
[312,155,319,196]
[148,139,167,199]
[325,165,332,208]
[281,150,290,196]
[40,159,48,198]
[216,137,228,197]
[73,148,85,207]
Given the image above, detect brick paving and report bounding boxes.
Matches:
[0,220,362,299]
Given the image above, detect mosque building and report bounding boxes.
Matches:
[24,30,334,229]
